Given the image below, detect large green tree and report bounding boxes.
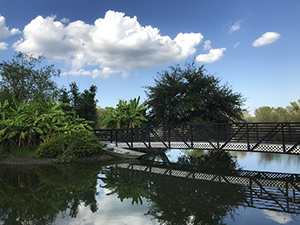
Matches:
[0,52,60,102]
[145,62,245,125]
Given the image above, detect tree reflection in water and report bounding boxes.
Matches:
[100,165,150,205]
[101,150,246,225]
[148,151,245,225]
[0,163,102,225]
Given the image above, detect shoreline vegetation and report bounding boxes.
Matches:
[0,146,115,165]
[0,154,115,165]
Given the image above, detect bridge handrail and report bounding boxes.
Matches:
[94,122,300,154]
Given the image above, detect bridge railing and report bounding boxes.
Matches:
[113,162,300,214]
[94,122,300,154]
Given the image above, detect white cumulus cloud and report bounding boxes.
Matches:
[252,32,280,47]
[0,42,8,50]
[203,40,212,51]
[13,10,203,78]
[62,68,112,79]
[0,15,21,39]
[195,47,226,63]
[229,20,242,33]
[60,17,70,23]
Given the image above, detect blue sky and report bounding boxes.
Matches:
[0,0,299,114]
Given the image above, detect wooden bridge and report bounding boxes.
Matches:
[111,162,300,214]
[94,122,300,154]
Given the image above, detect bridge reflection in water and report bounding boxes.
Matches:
[105,161,300,215]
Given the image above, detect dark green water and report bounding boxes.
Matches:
[1,150,300,225]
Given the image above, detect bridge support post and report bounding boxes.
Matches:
[190,126,194,149]
[110,130,113,143]
[282,123,286,153]
[216,124,220,149]
[131,128,133,149]
[246,123,250,151]
[168,126,171,148]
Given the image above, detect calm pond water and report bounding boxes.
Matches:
[1,150,300,225]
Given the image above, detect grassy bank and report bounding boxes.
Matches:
[0,145,52,164]
[0,145,113,165]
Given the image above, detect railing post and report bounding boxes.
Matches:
[115,129,118,146]
[131,128,134,149]
[168,126,171,148]
[282,123,286,153]
[256,123,259,142]
[246,123,250,151]
[190,125,194,149]
[148,127,151,148]
[216,124,220,150]
[110,130,113,143]
[288,123,291,143]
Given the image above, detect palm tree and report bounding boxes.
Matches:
[126,97,148,128]
[100,97,148,129]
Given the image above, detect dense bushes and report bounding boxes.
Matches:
[37,130,103,163]
[0,96,103,162]
[0,96,93,150]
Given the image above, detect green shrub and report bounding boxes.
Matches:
[36,130,103,162]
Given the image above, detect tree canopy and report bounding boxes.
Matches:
[144,62,245,125]
[58,82,98,127]
[0,52,60,102]
[244,100,300,122]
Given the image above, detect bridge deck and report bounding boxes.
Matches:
[114,141,300,154]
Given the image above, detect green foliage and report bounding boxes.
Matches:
[96,106,107,128]
[178,150,239,173]
[0,52,60,103]
[101,167,149,205]
[144,62,245,125]
[100,96,148,129]
[0,96,93,150]
[36,129,103,163]
[59,82,98,127]
[245,100,300,122]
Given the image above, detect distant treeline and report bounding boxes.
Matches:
[244,100,300,122]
